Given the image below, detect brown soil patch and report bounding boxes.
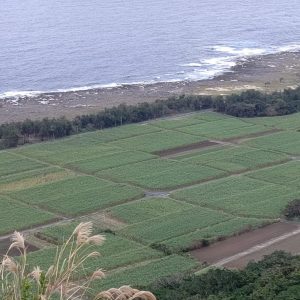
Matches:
[224,231,300,269]
[0,238,39,257]
[190,222,299,267]
[154,140,219,157]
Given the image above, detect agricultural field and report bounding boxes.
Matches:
[1,111,300,289]
[245,112,300,130]
[0,195,57,235]
[176,145,289,172]
[98,158,226,189]
[175,118,268,139]
[246,131,300,155]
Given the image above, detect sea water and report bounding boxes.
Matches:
[1,0,300,97]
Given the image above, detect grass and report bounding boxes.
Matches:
[0,196,56,235]
[108,197,193,224]
[119,207,232,244]
[98,159,225,189]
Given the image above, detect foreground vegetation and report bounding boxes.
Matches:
[0,222,156,300]
[1,87,300,149]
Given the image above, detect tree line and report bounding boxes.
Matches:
[148,251,300,300]
[1,86,300,149]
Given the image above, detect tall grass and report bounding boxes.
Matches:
[0,222,156,300]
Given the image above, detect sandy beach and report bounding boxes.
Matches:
[1,51,300,124]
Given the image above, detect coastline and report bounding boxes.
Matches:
[1,51,300,124]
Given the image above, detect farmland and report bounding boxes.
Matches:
[0,111,300,289]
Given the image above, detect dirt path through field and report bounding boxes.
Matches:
[190,222,300,269]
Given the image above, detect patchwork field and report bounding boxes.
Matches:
[1,111,300,289]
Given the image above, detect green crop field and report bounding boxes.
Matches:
[176,118,267,139]
[109,130,206,153]
[119,207,232,243]
[0,167,74,192]
[246,161,300,187]
[246,131,300,155]
[245,112,300,130]
[1,111,300,289]
[98,158,225,189]
[161,217,269,252]
[176,145,288,172]
[91,255,199,291]
[7,176,144,216]
[108,197,193,224]
[65,150,157,173]
[0,196,56,235]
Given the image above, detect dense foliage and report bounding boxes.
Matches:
[283,199,300,219]
[1,87,300,149]
[149,251,300,300]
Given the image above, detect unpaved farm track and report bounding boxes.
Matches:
[190,222,300,269]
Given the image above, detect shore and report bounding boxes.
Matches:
[1,51,300,124]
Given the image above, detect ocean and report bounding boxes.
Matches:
[1,0,300,97]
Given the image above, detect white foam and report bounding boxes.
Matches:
[213,45,266,56]
[181,63,203,67]
[277,44,300,53]
[0,90,43,99]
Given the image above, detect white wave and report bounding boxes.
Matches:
[277,44,300,53]
[213,45,266,56]
[0,90,43,99]
[181,63,203,67]
[203,56,236,68]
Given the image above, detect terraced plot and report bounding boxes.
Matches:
[0,196,56,235]
[8,176,144,216]
[99,159,225,189]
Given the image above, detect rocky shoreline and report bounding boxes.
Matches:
[1,51,300,123]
